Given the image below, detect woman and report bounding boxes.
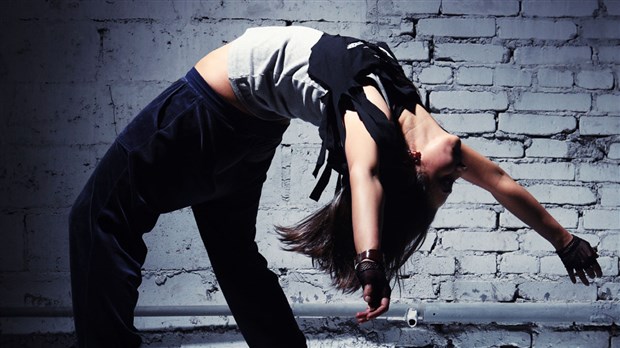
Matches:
[69,26,601,347]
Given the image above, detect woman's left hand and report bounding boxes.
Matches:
[557,234,603,285]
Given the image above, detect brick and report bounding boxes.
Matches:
[522,0,599,17]
[576,70,615,90]
[609,143,620,159]
[433,113,496,134]
[442,231,519,252]
[519,281,598,302]
[405,255,456,275]
[417,231,438,253]
[535,330,609,348]
[600,185,620,206]
[392,41,429,62]
[499,254,539,274]
[432,208,496,229]
[499,113,577,135]
[141,209,211,271]
[514,92,591,112]
[256,210,315,270]
[456,67,493,86]
[1,21,100,83]
[260,147,286,206]
[192,0,368,23]
[494,67,532,87]
[449,280,516,302]
[581,116,620,136]
[583,19,620,39]
[139,270,224,306]
[435,43,507,63]
[1,145,105,209]
[500,162,575,180]
[596,94,620,113]
[540,256,567,275]
[578,163,620,183]
[537,69,574,88]
[526,139,570,158]
[527,184,597,205]
[418,66,452,84]
[0,272,73,307]
[599,282,620,300]
[514,47,591,65]
[26,211,71,272]
[452,329,530,348]
[6,83,116,146]
[282,119,322,145]
[498,19,577,40]
[606,0,620,15]
[599,256,620,276]
[521,232,558,252]
[458,255,497,274]
[288,145,337,206]
[0,213,25,272]
[584,210,619,230]
[383,0,441,15]
[430,91,508,111]
[464,138,524,158]
[400,275,437,299]
[599,46,620,64]
[501,208,578,229]
[416,18,495,38]
[442,0,520,15]
[446,182,496,205]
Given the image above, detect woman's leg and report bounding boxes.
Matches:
[69,141,159,347]
[191,139,307,347]
[193,195,307,347]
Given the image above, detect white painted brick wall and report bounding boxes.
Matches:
[576,70,615,90]
[537,68,574,88]
[434,43,507,63]
[494,67,532,87]
[497,18,577,40]
[514,92,591,112]
[499,113,577,135]
[499,253,539,274]
[3,0,618,346]
[416,18,495,38]
[430,90,509,111]
[456,67,494,86]
[514,46,592,65]
[526,139,570,158]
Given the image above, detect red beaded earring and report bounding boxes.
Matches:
[407,149,421,165]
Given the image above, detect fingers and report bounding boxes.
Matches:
[575,268,590,286]
[366,297,390,320]
[363,284,373,305]
[356,297,390,324]
[593,262,603,277]
[567,267,577,284]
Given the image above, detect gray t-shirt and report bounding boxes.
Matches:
[227,26,389,125]
[228,26,327,125]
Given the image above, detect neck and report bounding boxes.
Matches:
[399,105,446,154]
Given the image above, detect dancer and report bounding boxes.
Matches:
[69,26,601,347]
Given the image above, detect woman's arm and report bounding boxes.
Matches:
[343,85,392,322]
[460,144,602,284]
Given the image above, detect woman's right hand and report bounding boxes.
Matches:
[354,260,391,323]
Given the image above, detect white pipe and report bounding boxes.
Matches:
[1,302,618,326]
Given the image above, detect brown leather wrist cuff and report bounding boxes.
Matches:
[354,249,384,268]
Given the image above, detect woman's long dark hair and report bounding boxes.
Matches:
[276,145,437,293]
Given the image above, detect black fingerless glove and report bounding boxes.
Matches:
[557,234,599,281]
[355,250,391,308]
